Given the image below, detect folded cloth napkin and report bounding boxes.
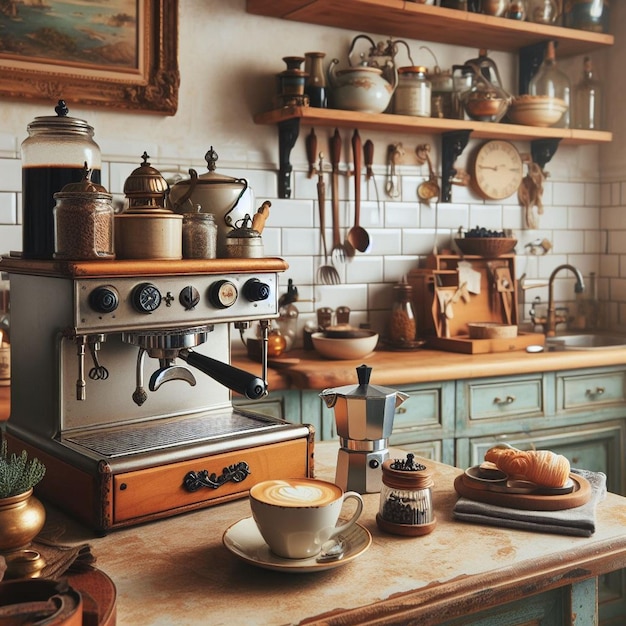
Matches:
[453,469,607,537]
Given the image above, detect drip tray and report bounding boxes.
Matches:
[63,409,284,458]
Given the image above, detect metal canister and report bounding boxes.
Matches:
[225,216,264,258]
[394,66,432,117]
[182,211,217,259]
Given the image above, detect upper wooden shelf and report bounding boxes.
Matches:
[246,0,613,58]
[254,106,613,146]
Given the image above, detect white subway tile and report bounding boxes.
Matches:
[0,194,17,224]
[0,159,21,192]
[383,256,420,282]
[385,202,419,228]
[282,227,318,255]
[364,228,402,255]
[0,225,22,256]
[346,256,384,283]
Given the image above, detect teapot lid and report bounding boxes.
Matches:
[182,147,248,189]
[227,214,261,239]
[123,152,171,213]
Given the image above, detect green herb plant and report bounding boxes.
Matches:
[0,434,46,499]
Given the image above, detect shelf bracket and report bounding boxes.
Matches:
[531,138,560,170]
[441,130,471,203]
[277,117,300,198]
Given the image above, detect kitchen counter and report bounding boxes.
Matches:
[46,441,626,625]
[233,344,626,390]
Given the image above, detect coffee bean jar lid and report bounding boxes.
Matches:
[123,151,171,213]
[382,453,434,490]
[54,162,111,198]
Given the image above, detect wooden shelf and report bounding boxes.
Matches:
[246,0,613,58]
[254,106,613,146]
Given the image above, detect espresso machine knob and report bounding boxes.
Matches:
[89,286,119,313]
[132,282,162,313]
[242,278,270,302]
[208,280,238,309]
[179,285,200,310]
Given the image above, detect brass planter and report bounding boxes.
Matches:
[0,489,46,553]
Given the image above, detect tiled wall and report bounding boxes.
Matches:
[0,0,622,346]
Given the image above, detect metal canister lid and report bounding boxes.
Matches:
[54,163,110,198]
[27,99,94,135]
[123,152,170,212]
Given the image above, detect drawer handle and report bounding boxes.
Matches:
[585,387,605,397]
[183,461,251,492]
[494,395,516,405]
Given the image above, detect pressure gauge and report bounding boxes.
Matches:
[132,282,162,313]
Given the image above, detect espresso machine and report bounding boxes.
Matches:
[320,365,409,494]
[4,256,313,532]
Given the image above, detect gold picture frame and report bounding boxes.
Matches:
[0,0,179,115]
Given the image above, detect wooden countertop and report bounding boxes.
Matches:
[42,442,626,625]
[233,345,626,390]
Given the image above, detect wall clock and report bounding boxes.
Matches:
[471,140,524,200]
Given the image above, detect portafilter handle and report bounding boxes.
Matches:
[178,349,266,399]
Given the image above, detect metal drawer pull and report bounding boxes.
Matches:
[585,387,605,396]
[183,461,251,492]
[494,395,516,405]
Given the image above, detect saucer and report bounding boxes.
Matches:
[222,517,372,573]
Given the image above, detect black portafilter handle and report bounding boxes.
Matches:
[178,349,266,399]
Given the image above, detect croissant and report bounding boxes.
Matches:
[484,446,570,488]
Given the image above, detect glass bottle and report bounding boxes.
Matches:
[377,453,436,536]
[573,56,603,130]
[506,0,528,20]
[529,41,571,128]
[389,280,418,346]
[21,100,101,260]
[304,51,327,108]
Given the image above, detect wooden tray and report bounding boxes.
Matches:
[454,472,591,511]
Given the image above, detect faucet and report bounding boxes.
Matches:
[531,264,585,337]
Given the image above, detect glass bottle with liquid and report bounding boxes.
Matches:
[573,56,603,130]
[304,52,327,108]
[529,41,571,128]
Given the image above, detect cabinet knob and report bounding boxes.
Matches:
[494,395,516,405]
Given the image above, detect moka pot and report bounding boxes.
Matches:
[320,364,409,493]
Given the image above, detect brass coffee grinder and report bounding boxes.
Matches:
[320,365,409,494]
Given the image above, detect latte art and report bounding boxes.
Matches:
[251,479,341,507]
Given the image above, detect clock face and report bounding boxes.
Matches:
[472,140,524,200]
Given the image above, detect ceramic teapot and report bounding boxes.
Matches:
[168,146,254,257]
[327,35,398,114]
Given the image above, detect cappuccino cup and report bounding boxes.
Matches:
[249,478,364,559]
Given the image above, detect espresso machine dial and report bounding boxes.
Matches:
[179,285,200,310]
[243,278,270,302]
[89,286,119,314]
[208,279,238,309]
[132,282,162,313]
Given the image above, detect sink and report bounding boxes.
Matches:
[545,333,626,351]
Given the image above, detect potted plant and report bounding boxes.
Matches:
[0,434,46,553]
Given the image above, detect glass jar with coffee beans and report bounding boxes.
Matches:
[377,453,436,536]
[388,279,418,347]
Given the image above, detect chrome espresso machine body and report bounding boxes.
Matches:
[4,256,313,532]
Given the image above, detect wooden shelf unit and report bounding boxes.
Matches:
[246,0,614,57]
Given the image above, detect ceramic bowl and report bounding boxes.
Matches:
[311,331,379,360]
[508,95,568,127]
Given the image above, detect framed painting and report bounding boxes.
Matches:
[0,0,179,115]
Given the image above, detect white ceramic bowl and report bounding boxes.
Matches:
[311,331,379,360]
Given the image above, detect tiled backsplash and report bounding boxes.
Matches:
[0,143,618,345]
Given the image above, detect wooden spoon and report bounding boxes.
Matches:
[347,130,371,253]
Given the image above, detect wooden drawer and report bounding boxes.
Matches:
[113,438,311,524]
[557,369,626,413]
[459,375,545,426]
[393,383,447,431]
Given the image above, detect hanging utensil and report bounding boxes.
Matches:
[306,128,317,179]
[385,143,403,199]
[364,139,381,222]
[316,153,341,285]
[329,129,351,263]
[416,143,440,202]
[347,129,371,253]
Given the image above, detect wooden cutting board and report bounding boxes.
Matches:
[454,473,591,511]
